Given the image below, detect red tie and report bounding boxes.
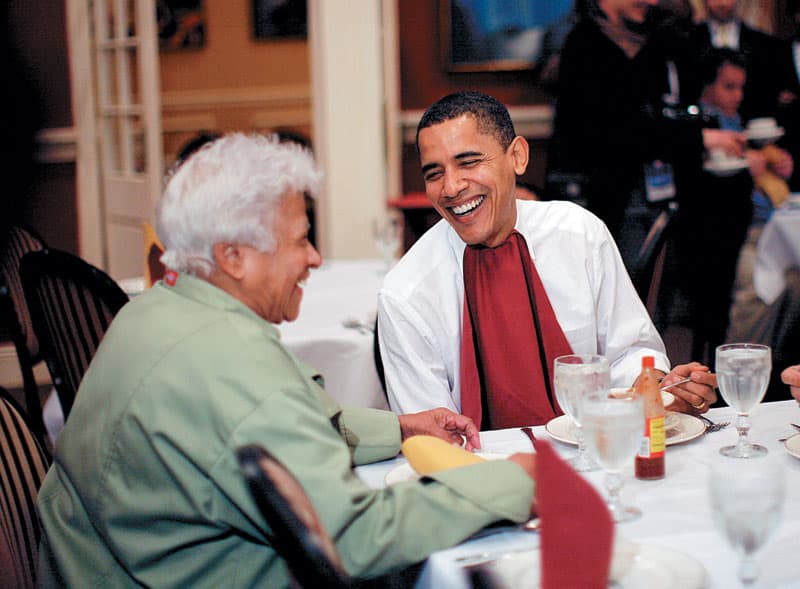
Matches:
[461,231,573,429]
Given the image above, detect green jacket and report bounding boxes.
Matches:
[37,273,533,588]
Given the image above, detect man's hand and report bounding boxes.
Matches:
[782,365,800,403]
[398,408,481,451]
[661,362,717,414]
[703,128,746,157]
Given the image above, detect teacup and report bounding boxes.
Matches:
[747,117,778,133]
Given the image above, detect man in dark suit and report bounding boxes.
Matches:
[689,0,784,120]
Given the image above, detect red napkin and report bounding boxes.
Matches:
[536,440,614,589]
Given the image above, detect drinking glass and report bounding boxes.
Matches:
[715,344,771,458]
[709,456,784,585]
[581,391,644,522]
[553,354,609,472]
[372,215,402,272]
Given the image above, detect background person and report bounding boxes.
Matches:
[783,364,800,402]
[546,0,704,269]
[36,133,537,588]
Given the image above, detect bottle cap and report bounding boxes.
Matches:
[642,356,655,368]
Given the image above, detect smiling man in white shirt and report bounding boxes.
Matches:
[377,91,717,430]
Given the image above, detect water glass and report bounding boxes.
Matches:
[581,391,644,522]
[709,455,784,585]
[553,354,609,472]
[715,344,771,458]
[372,215,402,272]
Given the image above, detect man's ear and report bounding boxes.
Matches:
[508,136,530,175]
[212,243,246,280]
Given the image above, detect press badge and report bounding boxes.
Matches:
[644,160,675,202]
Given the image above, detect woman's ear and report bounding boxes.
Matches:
[212,243,247,280]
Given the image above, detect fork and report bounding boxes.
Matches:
[697,414,730,433]
[778,423,800,442]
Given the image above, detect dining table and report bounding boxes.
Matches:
[754,195,800,305]
[277,258,389,410]
[356,400,800,588]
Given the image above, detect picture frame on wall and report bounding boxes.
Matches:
[253,0,307,40]
[443,0,574,72]
[157,0,206,51]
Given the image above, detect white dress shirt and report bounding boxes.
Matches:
[708,20,740,49]
[377,200,669,415]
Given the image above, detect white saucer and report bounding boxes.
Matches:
[482,542,706,588]
[703,157,749,176]
[784,433,800,459]
[746,127,784,141]
[384,452,509,485]
[545,413,705,446]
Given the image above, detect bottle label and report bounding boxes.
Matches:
[637,416,666,458]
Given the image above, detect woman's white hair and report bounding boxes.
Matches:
[157,133,321,276]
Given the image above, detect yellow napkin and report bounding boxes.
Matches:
[755,145,790,207]
[142,222,166,288]
[401,435,485,475]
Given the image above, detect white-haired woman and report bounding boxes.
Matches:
[36,133,537,588]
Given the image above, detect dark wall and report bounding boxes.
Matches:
[4,1,78,255]
[398,0,554,194]
[398,0,553,109]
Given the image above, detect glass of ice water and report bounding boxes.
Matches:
[709,455,784,585]
[581,390,644,522]
[553,354,609,472]
[372,215,402,272]
[715,344,771,458]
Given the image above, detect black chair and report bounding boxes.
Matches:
[630,202,679,316]
[237,444,351,588]
[0,225,47,441]
[19,249,129,420]
[238,444,429,588]
[0,385,51,589]
[372,317,388,401]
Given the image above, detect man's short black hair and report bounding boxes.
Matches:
[415,91,516,154]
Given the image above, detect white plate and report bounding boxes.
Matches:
[610,388,675,407]
[784,433,800,459]
[545,413,705,447]
[384,452,508,485]
[746,127,784,141]
[703,157,749,176]
[484,542,706,588]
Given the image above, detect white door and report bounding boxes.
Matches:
[67,0,163,279]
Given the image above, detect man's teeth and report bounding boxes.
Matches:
[298,279,307,288]
[451,196,485,216]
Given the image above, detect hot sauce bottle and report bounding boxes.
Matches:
[634,356,665,480]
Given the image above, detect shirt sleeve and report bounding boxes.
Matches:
[592,221,670,384]
[218,375,533,579]
[377,291,460,415]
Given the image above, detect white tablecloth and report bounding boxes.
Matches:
[356,401,800,588]
[754,199,800,305]
[278,259,389,410]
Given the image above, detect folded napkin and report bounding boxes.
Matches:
[401,435,485,475]
[536,440,614,589]
[755,145,790,207]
